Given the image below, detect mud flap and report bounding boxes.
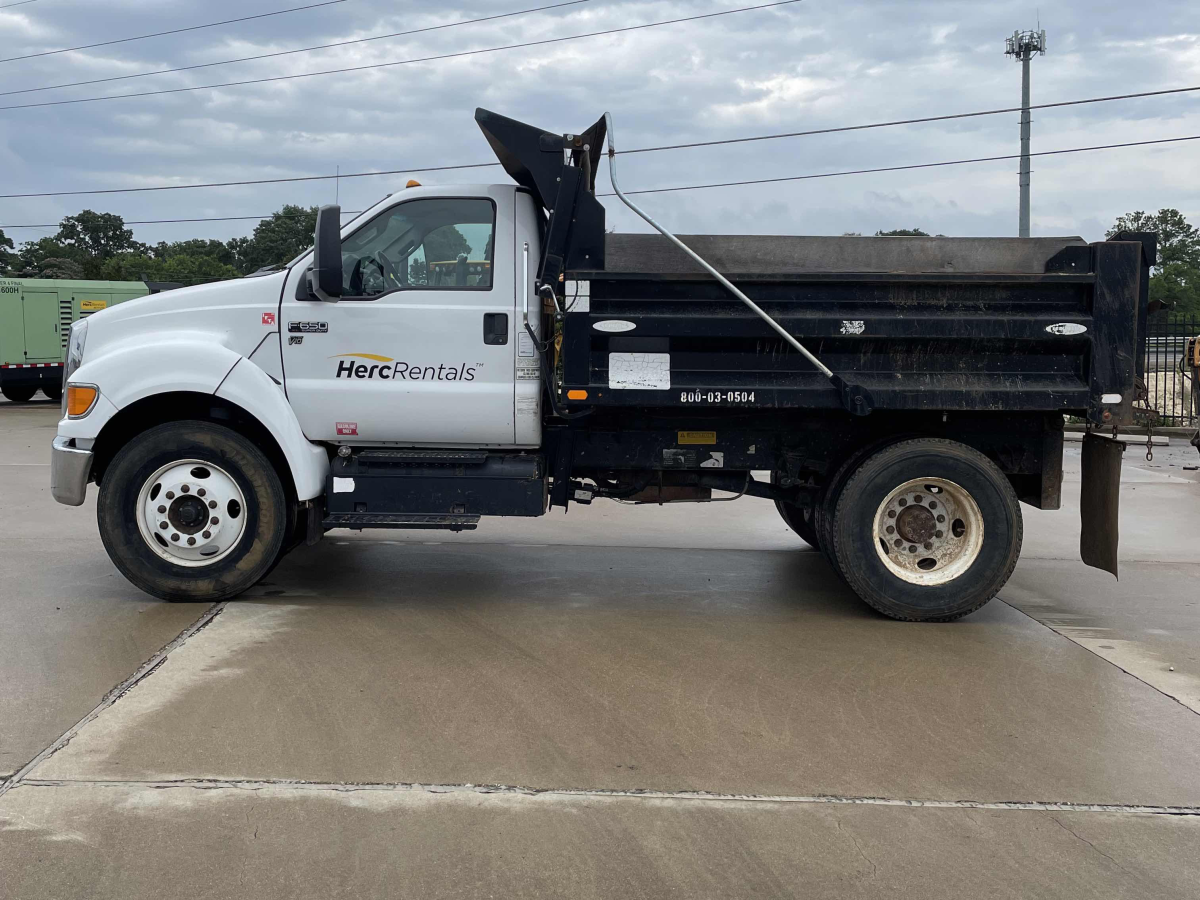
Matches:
[1080,433,1124,578]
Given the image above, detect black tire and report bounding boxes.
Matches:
[1,384,37,403]
[775,498,820,548]
[41,384,63,403]
[813,440,893,571]
[832,438,1022,622]
[97,420,289,602]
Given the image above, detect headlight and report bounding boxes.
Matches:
[62,320,88,416]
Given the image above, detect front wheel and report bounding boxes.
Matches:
[98,421,289,602]
[42,383,63,403]
[832,439,1022,622]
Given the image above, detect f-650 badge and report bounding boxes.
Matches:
[289,321,329,333]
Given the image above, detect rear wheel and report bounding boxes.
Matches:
[775,498,819,548]
[1,385,37,403]
[832,438,1022,621]
[97,421,288,602]
[772,471,819,548]
[41,384,63,403]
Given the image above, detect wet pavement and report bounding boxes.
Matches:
[1,402,1198,899]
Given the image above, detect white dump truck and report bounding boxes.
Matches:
[51,109,1154,620]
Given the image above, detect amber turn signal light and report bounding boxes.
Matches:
[567,390,588,400]
[67,385,98,417]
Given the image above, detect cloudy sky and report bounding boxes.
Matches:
[0,0,1197,249]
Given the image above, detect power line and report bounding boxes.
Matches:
[0,212,364,229]
[0,0,803,110]
[0,0,591,98]
[0,0,40,8]
[605,134,1200,196]
[3,80,1197,201]
[621,84,1200,155]
[4,134,1197,230]
[0,0,349,64]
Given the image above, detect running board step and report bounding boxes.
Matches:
[324,452,548,523]
[354,449,490,465]
[322,513,480,531]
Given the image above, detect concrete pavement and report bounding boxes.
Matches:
[2,402,1198,898]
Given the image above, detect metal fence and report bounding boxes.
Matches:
[1143,314,1198,427]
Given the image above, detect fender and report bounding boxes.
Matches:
[57,333,243,444]
[216,358,329,500]
[59,335,328,501]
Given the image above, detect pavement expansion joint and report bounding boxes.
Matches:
[13,779,1200,817]
[0,602,228,801]
[999,599,1200,717]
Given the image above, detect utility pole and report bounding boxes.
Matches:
[1005,29,1047,238]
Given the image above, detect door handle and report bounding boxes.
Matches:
[483,312,508,345]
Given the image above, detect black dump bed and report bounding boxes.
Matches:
[560,232,1153,425]
[602,233,1087,275]
[474,107,1154,425]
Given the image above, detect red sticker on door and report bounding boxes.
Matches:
[262,312,276,326]
[335,422,358,436]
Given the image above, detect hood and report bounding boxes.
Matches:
[84,272,288,361]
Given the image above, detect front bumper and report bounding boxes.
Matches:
[51,435,94,507]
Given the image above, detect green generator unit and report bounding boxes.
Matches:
[0,278,177,402]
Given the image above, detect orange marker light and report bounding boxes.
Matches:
[66,385,98,417]
[406,179,421,188]
[567,390,588,400]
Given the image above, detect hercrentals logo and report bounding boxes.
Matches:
[330,354,477,382]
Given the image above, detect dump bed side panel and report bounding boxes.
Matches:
[558,239,1145,425]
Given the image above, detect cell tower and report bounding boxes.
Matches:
[1005,28,1047,238]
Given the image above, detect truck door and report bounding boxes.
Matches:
[281,188,518,446]
[22,291,61,361]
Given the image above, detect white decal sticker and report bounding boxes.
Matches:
[700,452,725,469]
[332,477,356,494]
[840,320,866,335]
[1045,323,1088,336]
[517,331,536,358]
[608,352,671,390]
[594,320,637,333]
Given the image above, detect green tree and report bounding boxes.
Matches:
[101,251,239,286]
[1108,209,1200,316]
[15,236,84,278]
[55,210,141,277]
[423,225,472,262]
[876,228,930,236]
[37,257,86,279]
[0,228,15,275]
[229,205,318,274]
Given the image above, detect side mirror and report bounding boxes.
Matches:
[310,204,343,302]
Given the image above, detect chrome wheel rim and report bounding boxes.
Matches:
[872,477,984,586]
[136,459,248,567]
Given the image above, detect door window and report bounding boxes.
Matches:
[339,198,495,298]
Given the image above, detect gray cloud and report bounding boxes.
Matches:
[1,0,1197,245]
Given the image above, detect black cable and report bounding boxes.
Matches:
[3,80,1197,200]
[620,84,1200,156]
[602,134,1200,197]
[0,1,349,64]
[0,0,591,98]
[0,212,365,229]
[3,132,1198,214]
[0,0,803,110]
[0,0,39,8]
